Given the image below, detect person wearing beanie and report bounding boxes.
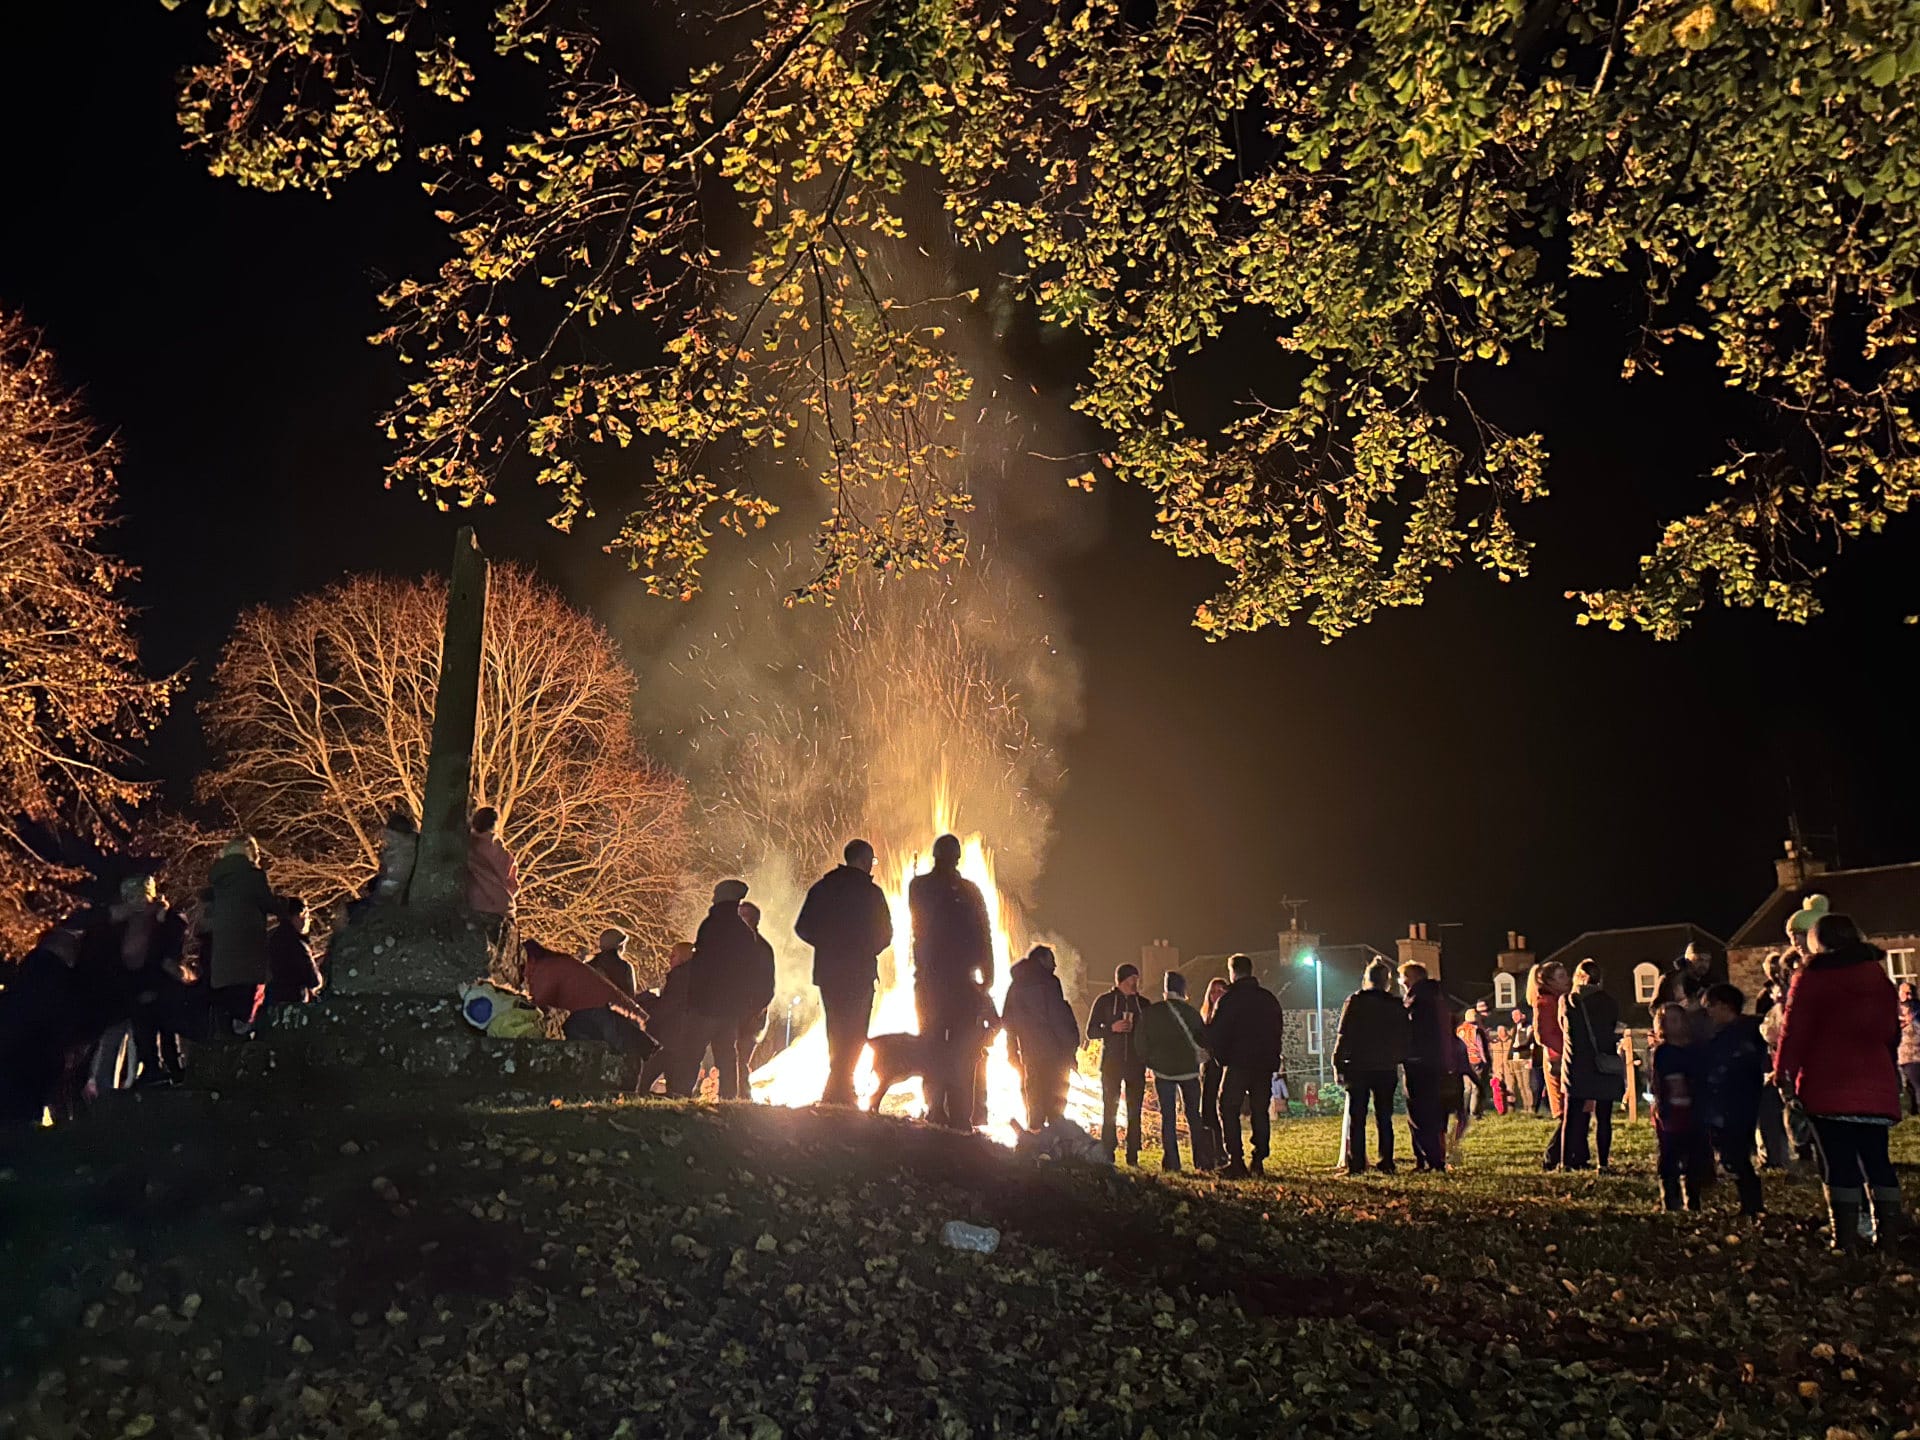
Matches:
[1136,971,1208,1172]
[1002,944,1081,1129]
[588,927,637,998]
[1086,962,1151,1165]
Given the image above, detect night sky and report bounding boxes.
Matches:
[5,5,1918,987]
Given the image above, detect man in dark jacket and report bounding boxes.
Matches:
[1137,972,1207,1172]
[672,880,762,1099]
[1654,941,1726,1018]
[1332,959,1409,1175]
[795,838,895,1107]
[637,940,695,1095]
[1203,954,1285,1178]
[908,835,994,1130]
[1002,944,1079,1128]
[1087,964,1151,1165]
[1401,961,1455,1173]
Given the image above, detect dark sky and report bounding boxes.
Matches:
[5,5,1918,988]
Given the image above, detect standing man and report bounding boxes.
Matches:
[673,880,760,1099]
[1505,1007,1538,1115]
[1002,944,1080,1129]
[1331,959,1408,1175]
[907,834,994,1130]
[1203,954,1286,1179]
[1137,972,1207,1172]
[1087,964,1151,1166]
[1402,961,1455,1173]
[795,839,895,1107]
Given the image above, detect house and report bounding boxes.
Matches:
[1726,841,1920,995]
[1538,923,1726,1014]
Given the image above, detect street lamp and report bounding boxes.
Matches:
[1299,949,1323,1086]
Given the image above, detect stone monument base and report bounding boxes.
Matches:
[186,995,634,1101]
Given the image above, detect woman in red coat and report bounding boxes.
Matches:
[1773,913,1904,1253]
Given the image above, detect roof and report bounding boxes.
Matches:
[1540,923,1724,994]
[1728,862,1920,950]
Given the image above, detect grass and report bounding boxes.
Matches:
[3,1086,1919,1439]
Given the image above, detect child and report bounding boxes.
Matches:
[1651,1003,1713,1211]
[1448,1030,1474,1163]
[1269,1064,1290,1124]
[1702,983,1768,1217]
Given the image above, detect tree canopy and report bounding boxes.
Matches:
[169,0,1920,638]
[157,565,690,956]
[0,310,173,951]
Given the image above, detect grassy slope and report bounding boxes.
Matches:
[3,1092,1919,1440]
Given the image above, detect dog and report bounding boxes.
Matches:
[864,1032,950,1113]
[1009,1116,1107,1166]
[865,995,1001,1114]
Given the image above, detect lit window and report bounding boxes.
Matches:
[1632,963,1660,1005]
[1492,972,1517,1010]
[1888,949,1918,985]
[1305,1011,1322,1055]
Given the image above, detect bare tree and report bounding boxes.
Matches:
[171,566,690,961]
[0,309,172,951]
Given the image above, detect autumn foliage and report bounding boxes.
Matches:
[166,566,690,957]
[0,310,171,952]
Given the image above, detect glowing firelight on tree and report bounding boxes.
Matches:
[750,779,1100,1141]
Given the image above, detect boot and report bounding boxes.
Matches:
[1870,1186,1906,1250]
[1660,1176,1684,1212]
[1735,1173,1764,1218]
[1827,1187,1867,1255]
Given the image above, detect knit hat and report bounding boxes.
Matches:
[713,879,750,905]
[1115,963,1140,984]
[1785,893,1830,938]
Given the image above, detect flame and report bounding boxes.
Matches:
[751,777,1101,1141]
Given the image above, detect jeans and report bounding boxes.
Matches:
[1155,1076,1202,1170]
[1808,1115,1899,1194]
[1561,1099,1614,1170]
[819,982,874,1107]
[1342,1068,1398,1171]
[1218,1066,1273,1168]
[1101,1063,1147,1160]
[915,990,980,1131]
[1402,1062,1450,1171]
[1755,1083,1795,1168]
[563,1006,661,1063]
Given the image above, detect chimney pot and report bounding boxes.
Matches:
[1518,934,1528,951]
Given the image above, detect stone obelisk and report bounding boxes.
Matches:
[411,526,489,905]
[328,526,493,996]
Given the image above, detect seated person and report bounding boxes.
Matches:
[522,938,659,1060]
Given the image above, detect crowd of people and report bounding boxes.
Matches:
[6,818,1916,1260]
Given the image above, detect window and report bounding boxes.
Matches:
[1305,1010,1323,1055]
[1632,963,1661,1006]
[1492,971,1517,1011]
[1888,949,1918,985]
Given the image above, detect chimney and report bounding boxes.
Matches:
[1497,930,1535,976]
[1396,922,1443,982]
[1775,838,1830,892]
[1141,938,1181,978]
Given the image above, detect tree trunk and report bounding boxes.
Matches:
[410,526,488,906]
